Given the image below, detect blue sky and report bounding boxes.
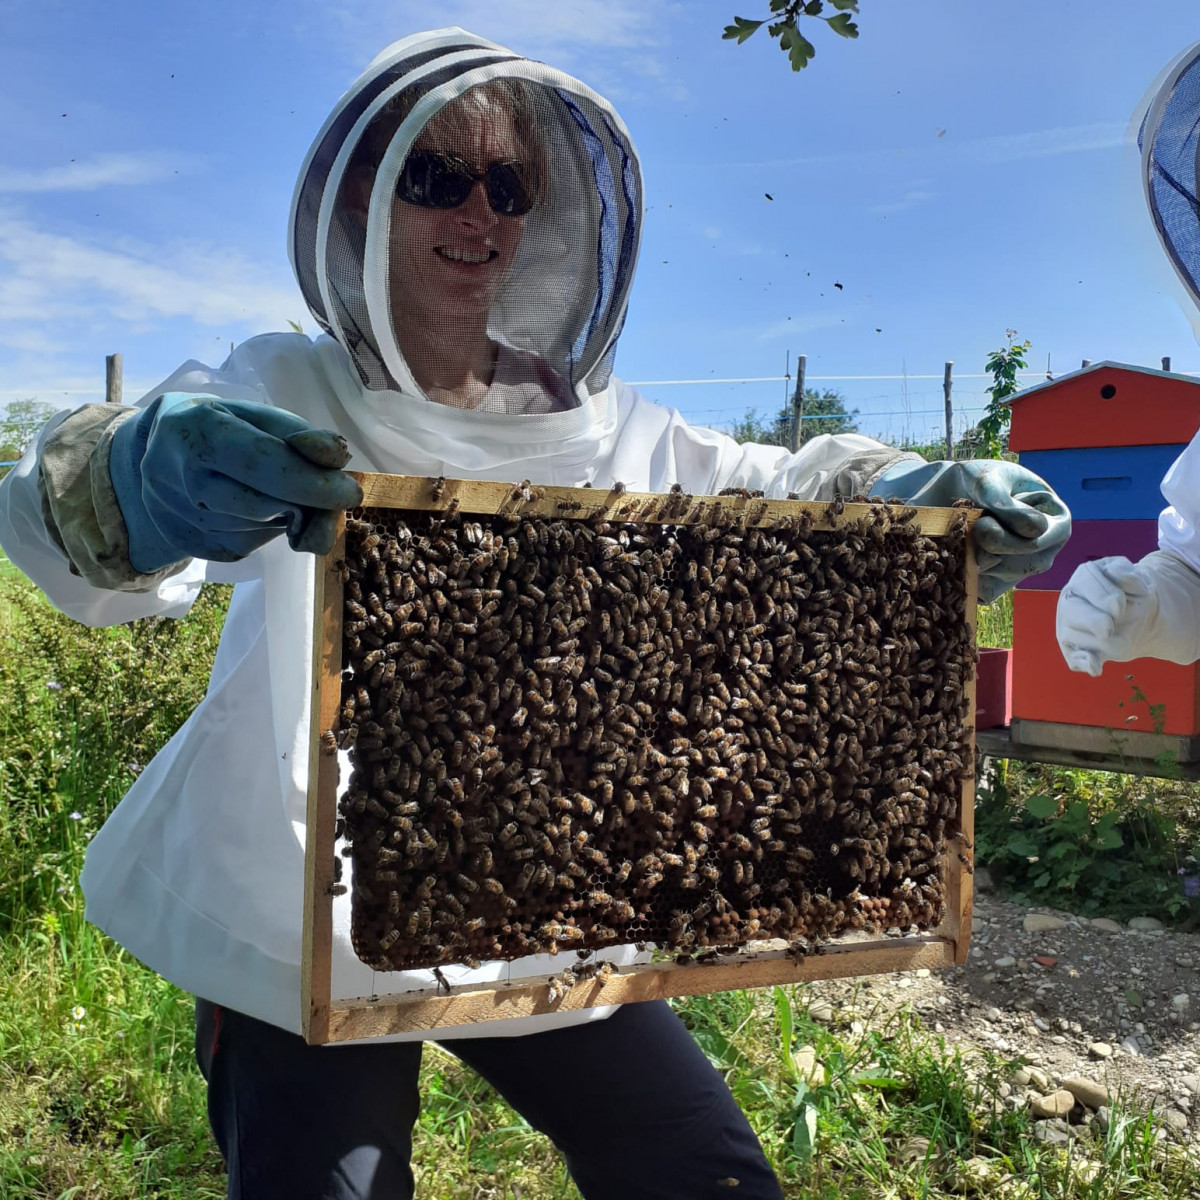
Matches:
[3,0,1200,446]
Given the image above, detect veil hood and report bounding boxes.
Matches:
[288,28,643,406]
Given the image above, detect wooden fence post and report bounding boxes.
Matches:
[789,354,806,452]
[943,362,954,459]
[105,354,123,405]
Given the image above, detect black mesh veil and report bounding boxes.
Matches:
[1140,42,1200,313]
[288,29,643,405]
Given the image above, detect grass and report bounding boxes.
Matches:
[1,568,1197,1197]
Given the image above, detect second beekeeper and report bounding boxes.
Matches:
[0,27,1070,1200]
[1057,43,1200,677]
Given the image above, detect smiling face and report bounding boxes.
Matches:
[389,92,529,332]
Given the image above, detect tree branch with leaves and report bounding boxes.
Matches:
[724,0,860,73]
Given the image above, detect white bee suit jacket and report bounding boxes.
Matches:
[0,28,915,1040]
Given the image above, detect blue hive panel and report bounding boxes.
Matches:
[1018,444,1188,521]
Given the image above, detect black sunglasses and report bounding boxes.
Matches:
[396,149,535,217]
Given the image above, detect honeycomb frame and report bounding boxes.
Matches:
[302,474,978,1044]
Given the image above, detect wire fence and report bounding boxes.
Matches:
[623,367,1059,451]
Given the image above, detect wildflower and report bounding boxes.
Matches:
[127,763,142,775]
[71,1006,86,1021]
[69,811,83,821]
[46,680,62,691]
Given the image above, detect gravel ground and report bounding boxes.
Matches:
[802,885,1200,1147]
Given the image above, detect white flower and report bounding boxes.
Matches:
[71,1005,86,1021]
[69,811,83,821]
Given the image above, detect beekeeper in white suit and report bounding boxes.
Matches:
[1058,43,1200,678]
[0,29,1070,1200]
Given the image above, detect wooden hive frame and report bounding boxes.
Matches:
[302,475,978,1044]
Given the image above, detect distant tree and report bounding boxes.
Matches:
[726,388,858,447]
[0,399,56,478]
[725,1,860,74]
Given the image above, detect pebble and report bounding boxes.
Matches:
[791,1046,826,1087]
[986,1006,1003,1021]
[1089,1042,1114,1060]
[1172,994,1191,1013]
[1032,1120,1071,1145]
[1090,918,1123,933]
[1062,1077,1109,1110]
[1120,1036,1145,1057]
[1012,1068,1032,1087]
[1159,1109,1190,1132]
[1128,917,1165,932]
[1180,1074,1200,1095]
[1027,1067,1051,1092]
[1095,1106,1111,1133]
[1023,914,1068,933]
[1030,1090,1075,1119]
[994,956,1017,968]
[808,1000,834,1023]
[896,1135,931,1162]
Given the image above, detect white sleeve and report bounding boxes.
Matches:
[1158,430,1200,574]
[0,409,207,626]
[0,339,298,628]
[613,380,918,499]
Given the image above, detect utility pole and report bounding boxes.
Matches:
[789,354,806,452]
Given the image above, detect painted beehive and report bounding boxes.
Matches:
[301,477,979,1043]
[1008,362,1200,746]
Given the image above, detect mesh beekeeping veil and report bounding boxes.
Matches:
[289,28,642,406]
[1140,42,1200,313]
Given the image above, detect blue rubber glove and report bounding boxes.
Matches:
[874,459,1071,603]
[109,392,364,573]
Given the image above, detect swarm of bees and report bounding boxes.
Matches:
[334,494,973,973]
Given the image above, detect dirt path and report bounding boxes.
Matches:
[803,890,1199,1145]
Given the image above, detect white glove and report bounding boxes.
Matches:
[1056,551,1200,676]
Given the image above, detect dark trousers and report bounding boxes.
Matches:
[195,998,783,1200]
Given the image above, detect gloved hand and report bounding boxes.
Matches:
[874,459,1071,603]
[1056,551,1200,676]
[109,392,364,573]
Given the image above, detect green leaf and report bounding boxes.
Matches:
[723,16,765,43]
[792,1095,819,1161]
[852,1068,905,1090]
[776,20,817,70]
[826,12,859,37]
[1007,831,1040,858]
[1033,870,1052,888]
[828,0,859,8]
[1024,794,1058,820]
[1094,827,1124,851]
[774,985,795,1076]
[1124,986,1143,1008]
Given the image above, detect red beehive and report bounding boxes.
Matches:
[1006,361,1200,755]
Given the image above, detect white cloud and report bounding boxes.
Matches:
[755,310,847,342]
[870,188,935,215]
[0,152,203,194]
[959,122,1127,164]
[736,122,1129,172]
[322,0,680,91]
[0,208,304,331]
